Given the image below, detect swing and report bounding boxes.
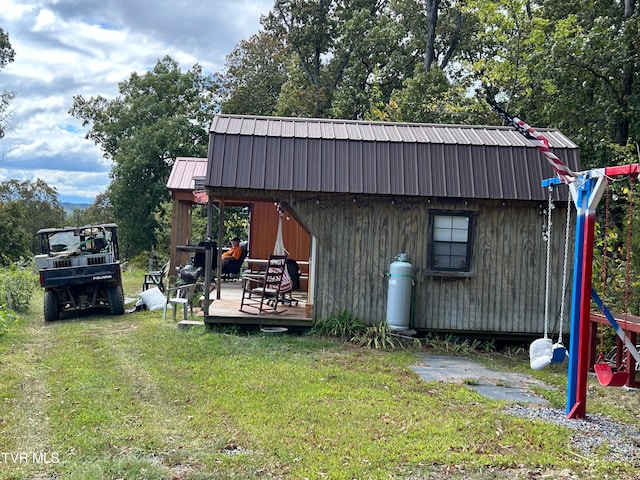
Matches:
[593,182,634,387]
[530,187,570,370]
[594,354,628,387]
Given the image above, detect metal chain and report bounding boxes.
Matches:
[557,188,572,344]
[624,176,634,322]
[543,186,553,339]
[600,188,611,356]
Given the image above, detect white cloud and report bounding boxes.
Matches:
[0,0,273,204]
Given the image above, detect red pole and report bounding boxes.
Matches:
[569,209,597,418]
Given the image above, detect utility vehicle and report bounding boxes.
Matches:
[35,224,125,321]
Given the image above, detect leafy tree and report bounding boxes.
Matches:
[0,201,30,265]
[66,192,115,226]
[264,0,393,118]
[222,29,290,115]
[70,56,220,258]
[0,26,16,139]
[328,2,411,119]
[470,0,640,169]
[0,179,66,263]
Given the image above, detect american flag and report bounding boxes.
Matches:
[487,97,576,184]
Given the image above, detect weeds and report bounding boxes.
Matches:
[351,322,423,350]
[423,333,497,355]
[0,262,37,312]
[309,309,365,338]
[0,305,16,338]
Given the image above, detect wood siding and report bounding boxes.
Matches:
[248,202,311,262]
[289,194,571,336]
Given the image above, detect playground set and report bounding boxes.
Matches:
[488,98,640,419]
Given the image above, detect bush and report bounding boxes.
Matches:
[0,305,17,338]
[0,262,38,312]
[310,309,365,338]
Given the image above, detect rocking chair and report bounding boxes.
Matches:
[239,254,287,315]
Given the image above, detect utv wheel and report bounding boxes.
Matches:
[43,291,59,322]
[107,285,125,315]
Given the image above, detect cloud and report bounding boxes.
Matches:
[0,0,272,204]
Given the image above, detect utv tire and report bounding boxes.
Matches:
[107,285,125,315]
[44,291,59,322]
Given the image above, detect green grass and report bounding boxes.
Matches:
[0,270,638,479]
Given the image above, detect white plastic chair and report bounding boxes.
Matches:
[163,283,200,321]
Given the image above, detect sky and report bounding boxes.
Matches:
[0,0,273,204]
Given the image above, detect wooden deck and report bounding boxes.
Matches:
[198,281,313,328]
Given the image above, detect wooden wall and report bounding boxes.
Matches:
[248,202,311,263]
[289,195,571,337]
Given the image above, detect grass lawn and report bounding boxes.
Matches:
[0,269,639,479]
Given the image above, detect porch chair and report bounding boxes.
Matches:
[193,240,217,279]
[221,241,249,281]
[277,258,300,306]
[239,254,287,315]
[143,261,168,292]
[163,282,201,321]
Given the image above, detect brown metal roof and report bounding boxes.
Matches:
[166,157,207,191]
[206,115,581,201]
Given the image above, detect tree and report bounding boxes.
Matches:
[222,30,290,115]
[470,0,640,169]
[0,26,16,139]
[70,56,220,258]
[537,0,639,165]
[263,0,394,118]
[0,179,66,263]
[66,192,115,226]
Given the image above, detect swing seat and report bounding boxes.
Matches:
[550,343,567,363]
[530,338,553,371]
[594,363,628,387]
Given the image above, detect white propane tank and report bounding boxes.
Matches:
[386,254,414,331]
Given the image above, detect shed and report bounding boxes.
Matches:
[203,114,581,338]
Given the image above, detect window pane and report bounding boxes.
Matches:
[434,216,452,229]
[451,216,469,229]
[450,256,467,269]
[451,228,468,242]
[433,242,451,256]
[433,227,452,242]
[450,243,467,256]
[432,255,451,269]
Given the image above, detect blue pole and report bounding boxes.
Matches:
[565,183,587,415]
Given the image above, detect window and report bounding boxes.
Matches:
[431,213,472,272]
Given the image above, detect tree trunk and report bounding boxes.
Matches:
[424,0,440,70]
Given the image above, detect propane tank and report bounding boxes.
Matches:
[386,253,414,331]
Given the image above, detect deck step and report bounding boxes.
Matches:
[178,320,204,330]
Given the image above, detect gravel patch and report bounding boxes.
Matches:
[504,404,640,464]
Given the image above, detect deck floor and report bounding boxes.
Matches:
[198,281,312,328]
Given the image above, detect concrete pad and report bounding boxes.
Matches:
[411,354,551,404]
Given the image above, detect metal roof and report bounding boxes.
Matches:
[166,157,207,191]
[205,115,581,201]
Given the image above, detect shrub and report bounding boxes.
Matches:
[0,262,38,312]
[352,323,424,350]
[310,309,365,338]
[351,322,401,350]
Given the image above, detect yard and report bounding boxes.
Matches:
[0,269,639,479]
